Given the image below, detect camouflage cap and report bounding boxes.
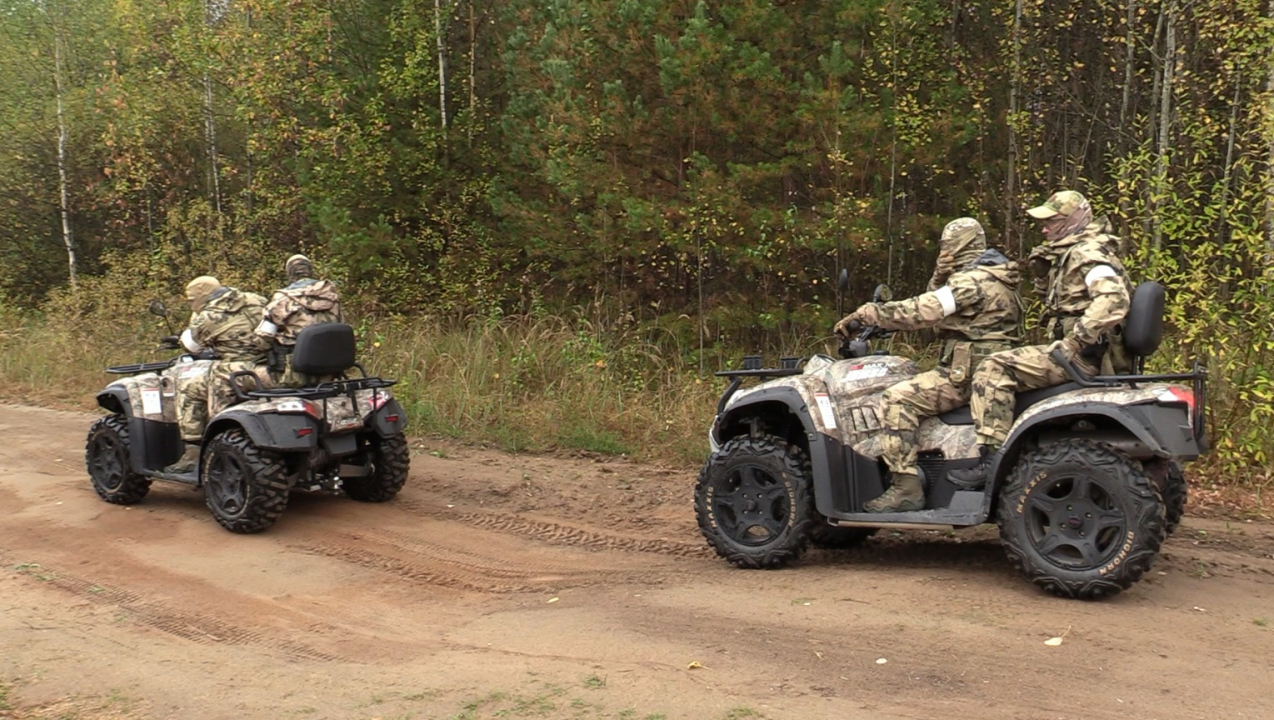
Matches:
[185,275,222,312]
[1027,190,1088,219]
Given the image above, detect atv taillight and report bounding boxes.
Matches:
[385,414,399,423]
[276,399,322,419]
[295,427,314,437]
[1157,386,1195,413]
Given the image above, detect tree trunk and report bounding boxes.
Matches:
[468,0,476,142]
[1152,0,1176,252]
[202,0,223,224]
[1005,0,1023,256]
[52,22,76,291]
[1267,0,1274,257]
[1119,0,1136,140]
[435,0,448,128]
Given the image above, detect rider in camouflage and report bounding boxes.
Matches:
[948,191,1132,487]
[255,254,344,387]
[834,218,1022,512]
[168,276,270,472]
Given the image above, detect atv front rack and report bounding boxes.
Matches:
[713,355,806,415]
[106,360,176,375]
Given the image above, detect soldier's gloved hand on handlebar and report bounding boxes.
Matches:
[158,335,180,349]
[834,303,882,339]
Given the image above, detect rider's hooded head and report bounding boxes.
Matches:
[927,217,987,291]
[285,254,315,284]
[184,276,222,312]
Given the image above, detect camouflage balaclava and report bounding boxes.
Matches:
[1025,190,1094,295]
[1027,190,1093,244]
[185,275,222,312]
[927,217,987,291]
[285,254,315,283]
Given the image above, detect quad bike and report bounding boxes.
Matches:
[695,278,1207,599]
[85,302,409,534]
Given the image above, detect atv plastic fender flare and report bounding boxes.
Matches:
[714,385,850,521]
[204,410,319,453]
[370,398,407,438]
[987,401,1179,492]
[96,387,132,417]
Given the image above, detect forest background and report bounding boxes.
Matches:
[1,0,1272,497]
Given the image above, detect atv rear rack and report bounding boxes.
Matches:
[229,369,397,402]
[1051,349,1208,448]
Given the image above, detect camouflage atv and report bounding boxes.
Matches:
[696,279,1207,599]
[85,303,409,534]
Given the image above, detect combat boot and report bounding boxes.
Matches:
[165,445,200,474]
[864,472,925,513]
[948,445,994,488]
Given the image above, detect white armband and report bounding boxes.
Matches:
[255,319,279,337]
[1084,264,1118,287]
[180,329,205,354]
[933,286,958,317]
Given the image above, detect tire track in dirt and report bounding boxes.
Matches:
[288,542,548,593]
[8,563,342,663]
[394,498,713,559]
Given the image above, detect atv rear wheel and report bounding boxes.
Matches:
[85,415,151,505]
[343,434,409,503]
[202,428,290,534]
[1152,460,1188,536]
[999,440,1166,600]
[695,434,813,569]
[809,515,876,550]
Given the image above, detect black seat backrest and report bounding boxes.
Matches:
[1123,281,1165,359]
[291,323,356,377]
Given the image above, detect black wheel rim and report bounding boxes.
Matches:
[1024,474,1127,570]
[206,451,249,517]
[711,463,792,547]
[89,434,126,491]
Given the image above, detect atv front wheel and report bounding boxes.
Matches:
[999,440,1166,600]
[202,428,290,534]
[694,435,814,569]
[343,434,409,503]
[85,415,151,505]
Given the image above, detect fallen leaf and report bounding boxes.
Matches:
[875,658,888,665]
[687,661,704,670]
[1045,625,1072,646]
[547,597,559,604]
[1193,606,1206,612]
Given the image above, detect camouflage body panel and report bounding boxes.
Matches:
[262,278,343,347]
[1011,383,1176,429]
[188,288,270,363]
[106,358,213,424]
[219,386,395,434]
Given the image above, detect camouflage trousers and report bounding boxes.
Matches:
[271,355,335,389]
[175,360,261,441]
[878,369,970,478]
[969,343,1097,447]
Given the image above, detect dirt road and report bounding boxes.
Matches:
[1,404,1271,720]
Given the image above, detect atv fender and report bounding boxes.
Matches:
[97,387,132,417]
[714,385,853,521]
[370,399,407,438]
[205,410,319,452]
[988,400,1199,502]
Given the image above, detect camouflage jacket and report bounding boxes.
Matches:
[870,249,1022,344]
[259,278,343,347]
[187,287,270,363]
[1039,218,1131,345]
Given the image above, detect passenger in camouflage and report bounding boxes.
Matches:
[167,276,270,472]
[948,191,1132,487]
[834,218,1022,512]
[255,254,344,388]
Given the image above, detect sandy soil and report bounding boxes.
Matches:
[1,404,1271,720]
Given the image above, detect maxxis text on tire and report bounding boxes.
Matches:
[694,434,814,569]
[85,414,151,505]
[343,434,409,503]
[808,515,877,550]
[998,439,1166,600]
[201,428,290,534]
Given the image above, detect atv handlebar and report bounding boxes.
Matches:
[837,323,893,359]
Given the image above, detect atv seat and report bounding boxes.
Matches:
[938,382,1083,426]
[291,323,357,377]
[1120,281,1165,374]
